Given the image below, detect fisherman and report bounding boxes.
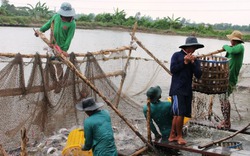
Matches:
[218,30,244,129]
[75,97,118,156]
[34,2,76,58]
[168,36,203,145]
[143,86,172,142]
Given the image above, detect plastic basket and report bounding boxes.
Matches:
[62,128,93,156]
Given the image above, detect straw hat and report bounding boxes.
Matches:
[146,86,162,103]
[226,30,244,43]
[179,36,204,49]
[57,2,76,17]
[76,97,104,111]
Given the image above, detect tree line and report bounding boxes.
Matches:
[1,0,250,41]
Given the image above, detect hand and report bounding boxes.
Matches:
[34,29,39,37]
[190,55,196,63]
[184,53,196,64]
[184,55,190,64]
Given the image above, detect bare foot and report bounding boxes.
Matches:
[168,137,177,142]
[217,123,231,130]
[177,138,187,145]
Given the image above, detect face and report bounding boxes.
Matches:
[184,46,196,54]
[231,40,241,46]
[61,15,73,22]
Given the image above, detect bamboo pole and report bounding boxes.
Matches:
[0,45,135,58]
[198,122,250,149]
[130,146,148,156]
[0,70,124,97]
[20,127,28,156]
[208,95,214,120]
[132,35,172,76]
[36,32,158,153]
[146,99,152,143]
[196,49,225,58]
[0,144,8,156]
[115,21,137,108]
[0,55,162,64]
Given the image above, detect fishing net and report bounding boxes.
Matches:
[0,48,170,155]
[191,63,250,127]
[1,39,250,155]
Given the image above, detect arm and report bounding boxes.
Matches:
[223,44,244,55]
[170,52,185,74]
[82,121,93,151]
[39,17,54,33]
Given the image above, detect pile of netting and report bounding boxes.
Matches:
[0,49,170,155]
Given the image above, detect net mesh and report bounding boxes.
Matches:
[0,49,171,154]
[1,48,250,154]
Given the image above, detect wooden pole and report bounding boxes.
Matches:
[20,127,28,156]
[132,35,172,76]
[146,99,152,143]
[196,49,225,58]
[0,46,135,58]
[208,95,214,120]
[0,144,8,156]
[198,122,250,149]
[115,21,137,108]
[36,32,158,153]
[130,146,148,156]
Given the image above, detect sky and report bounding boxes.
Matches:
[6,0,250,26]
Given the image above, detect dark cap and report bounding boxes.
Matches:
[75,97,104,111]
[179,36,204,49]
[146,86,162,103]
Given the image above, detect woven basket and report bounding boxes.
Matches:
[193,56,229,94]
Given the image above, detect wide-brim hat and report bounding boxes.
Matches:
[146,86,162,103]
[226,30,244,43]
[76,97,104,111]
[179,36,204,49]
[57,2,76,17]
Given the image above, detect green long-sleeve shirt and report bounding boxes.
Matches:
[39,14,76,51]
[223,43,244,87]
[143,100,172,140]
[82,110,118,156]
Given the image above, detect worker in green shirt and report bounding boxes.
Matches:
[76,97,118,156]
[143,86,172,142]
[218,30,244,129]
[35,2,76,57]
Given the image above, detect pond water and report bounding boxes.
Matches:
[0,26,249,63]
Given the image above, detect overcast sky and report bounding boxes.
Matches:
[7,0,250,26]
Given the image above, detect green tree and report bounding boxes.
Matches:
[0,7,7,15]
[137,16,153,28]
[78,13,95,22]
[153,17,170,29]
[167,14,182,29]
[95,13,113,23]
[27,1,52,19]
[123,16,136,27]
[112,8,126,25]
